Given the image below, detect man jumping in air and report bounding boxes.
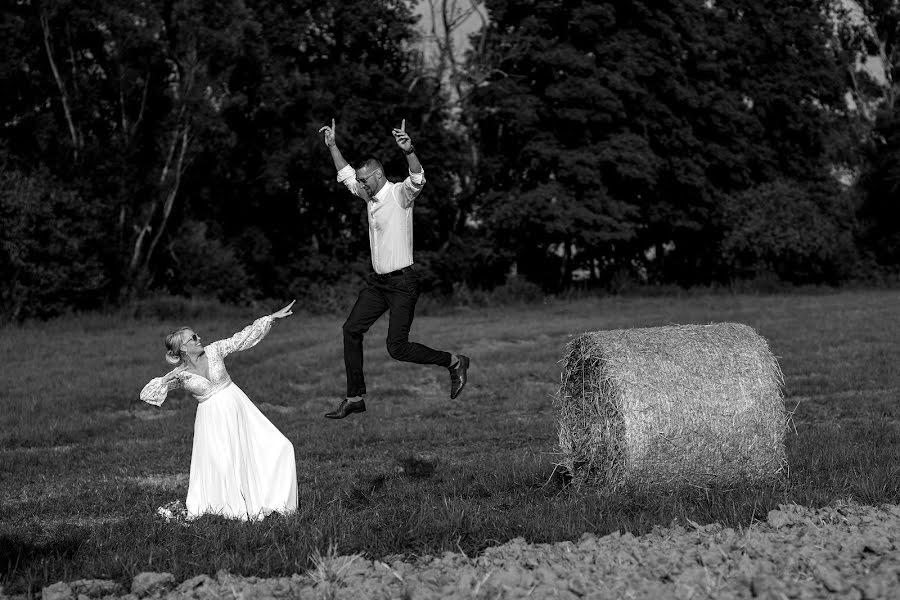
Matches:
[318,118,470,419]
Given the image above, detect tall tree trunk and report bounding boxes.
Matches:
[142,122,190,275]
[127,113,191,292]
[40,11,80,160]
[423,0,490,235]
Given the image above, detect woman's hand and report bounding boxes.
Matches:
[271,300,296,320]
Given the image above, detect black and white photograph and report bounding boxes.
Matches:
[1,0,899,598]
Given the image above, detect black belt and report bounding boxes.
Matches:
[373,265,413,279]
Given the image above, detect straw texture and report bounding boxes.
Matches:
[555,322,787,489]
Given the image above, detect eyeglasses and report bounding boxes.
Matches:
[357,170,381,185]
[186,333,200,344]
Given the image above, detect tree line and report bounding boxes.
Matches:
[1,0,898,320]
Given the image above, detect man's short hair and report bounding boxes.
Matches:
[360,157,383,173]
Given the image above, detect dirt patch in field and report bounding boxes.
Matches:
[122,473,189,490]
[286,381,318,392]
[109,409,176,421]
[257,402,299,414]
[467,334,554,354]
[34,516,126,530]
[0,444,77,455]
[23,501,900,600]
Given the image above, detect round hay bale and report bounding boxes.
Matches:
[555,322,787,489]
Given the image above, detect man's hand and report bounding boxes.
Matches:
[319,119,336,147]
[319,118,349,171]
[392,119,414,153]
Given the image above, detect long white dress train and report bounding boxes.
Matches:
[140,315,298,520]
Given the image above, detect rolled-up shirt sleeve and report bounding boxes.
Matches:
[400,169,425,208]
[337,164,362,198]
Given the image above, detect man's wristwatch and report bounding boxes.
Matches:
[403,145,416,155]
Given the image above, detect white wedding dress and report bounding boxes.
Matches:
[140,315,297,520]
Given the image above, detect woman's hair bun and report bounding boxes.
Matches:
[164,326,190,365]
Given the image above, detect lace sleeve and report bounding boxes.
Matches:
[212,315,273,359]
[140,369,183,407]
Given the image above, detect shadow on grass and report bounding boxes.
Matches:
[1,530,87,595]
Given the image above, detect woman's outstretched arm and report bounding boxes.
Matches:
[214,301,295,359]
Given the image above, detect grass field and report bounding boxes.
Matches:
[1,290,899,595]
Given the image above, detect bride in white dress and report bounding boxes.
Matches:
[140,301,298,520]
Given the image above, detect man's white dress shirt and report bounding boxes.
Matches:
[337,164,425,274]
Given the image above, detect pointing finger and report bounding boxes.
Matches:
[332,118,335,132]
[401,118,405,132]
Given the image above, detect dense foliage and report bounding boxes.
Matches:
[2,0,899,319]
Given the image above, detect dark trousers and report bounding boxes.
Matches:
[343,268,452,398]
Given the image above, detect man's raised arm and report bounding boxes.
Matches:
[393,118,424,208]
[319,118,361,198]
[319,118,348,170]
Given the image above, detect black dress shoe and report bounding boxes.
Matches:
[325,398,366,419]
[449,355,470,399]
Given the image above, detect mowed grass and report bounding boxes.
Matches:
[1,290,899,594]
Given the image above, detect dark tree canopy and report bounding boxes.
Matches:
[464,0,854,290]
[0,0,896,319]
